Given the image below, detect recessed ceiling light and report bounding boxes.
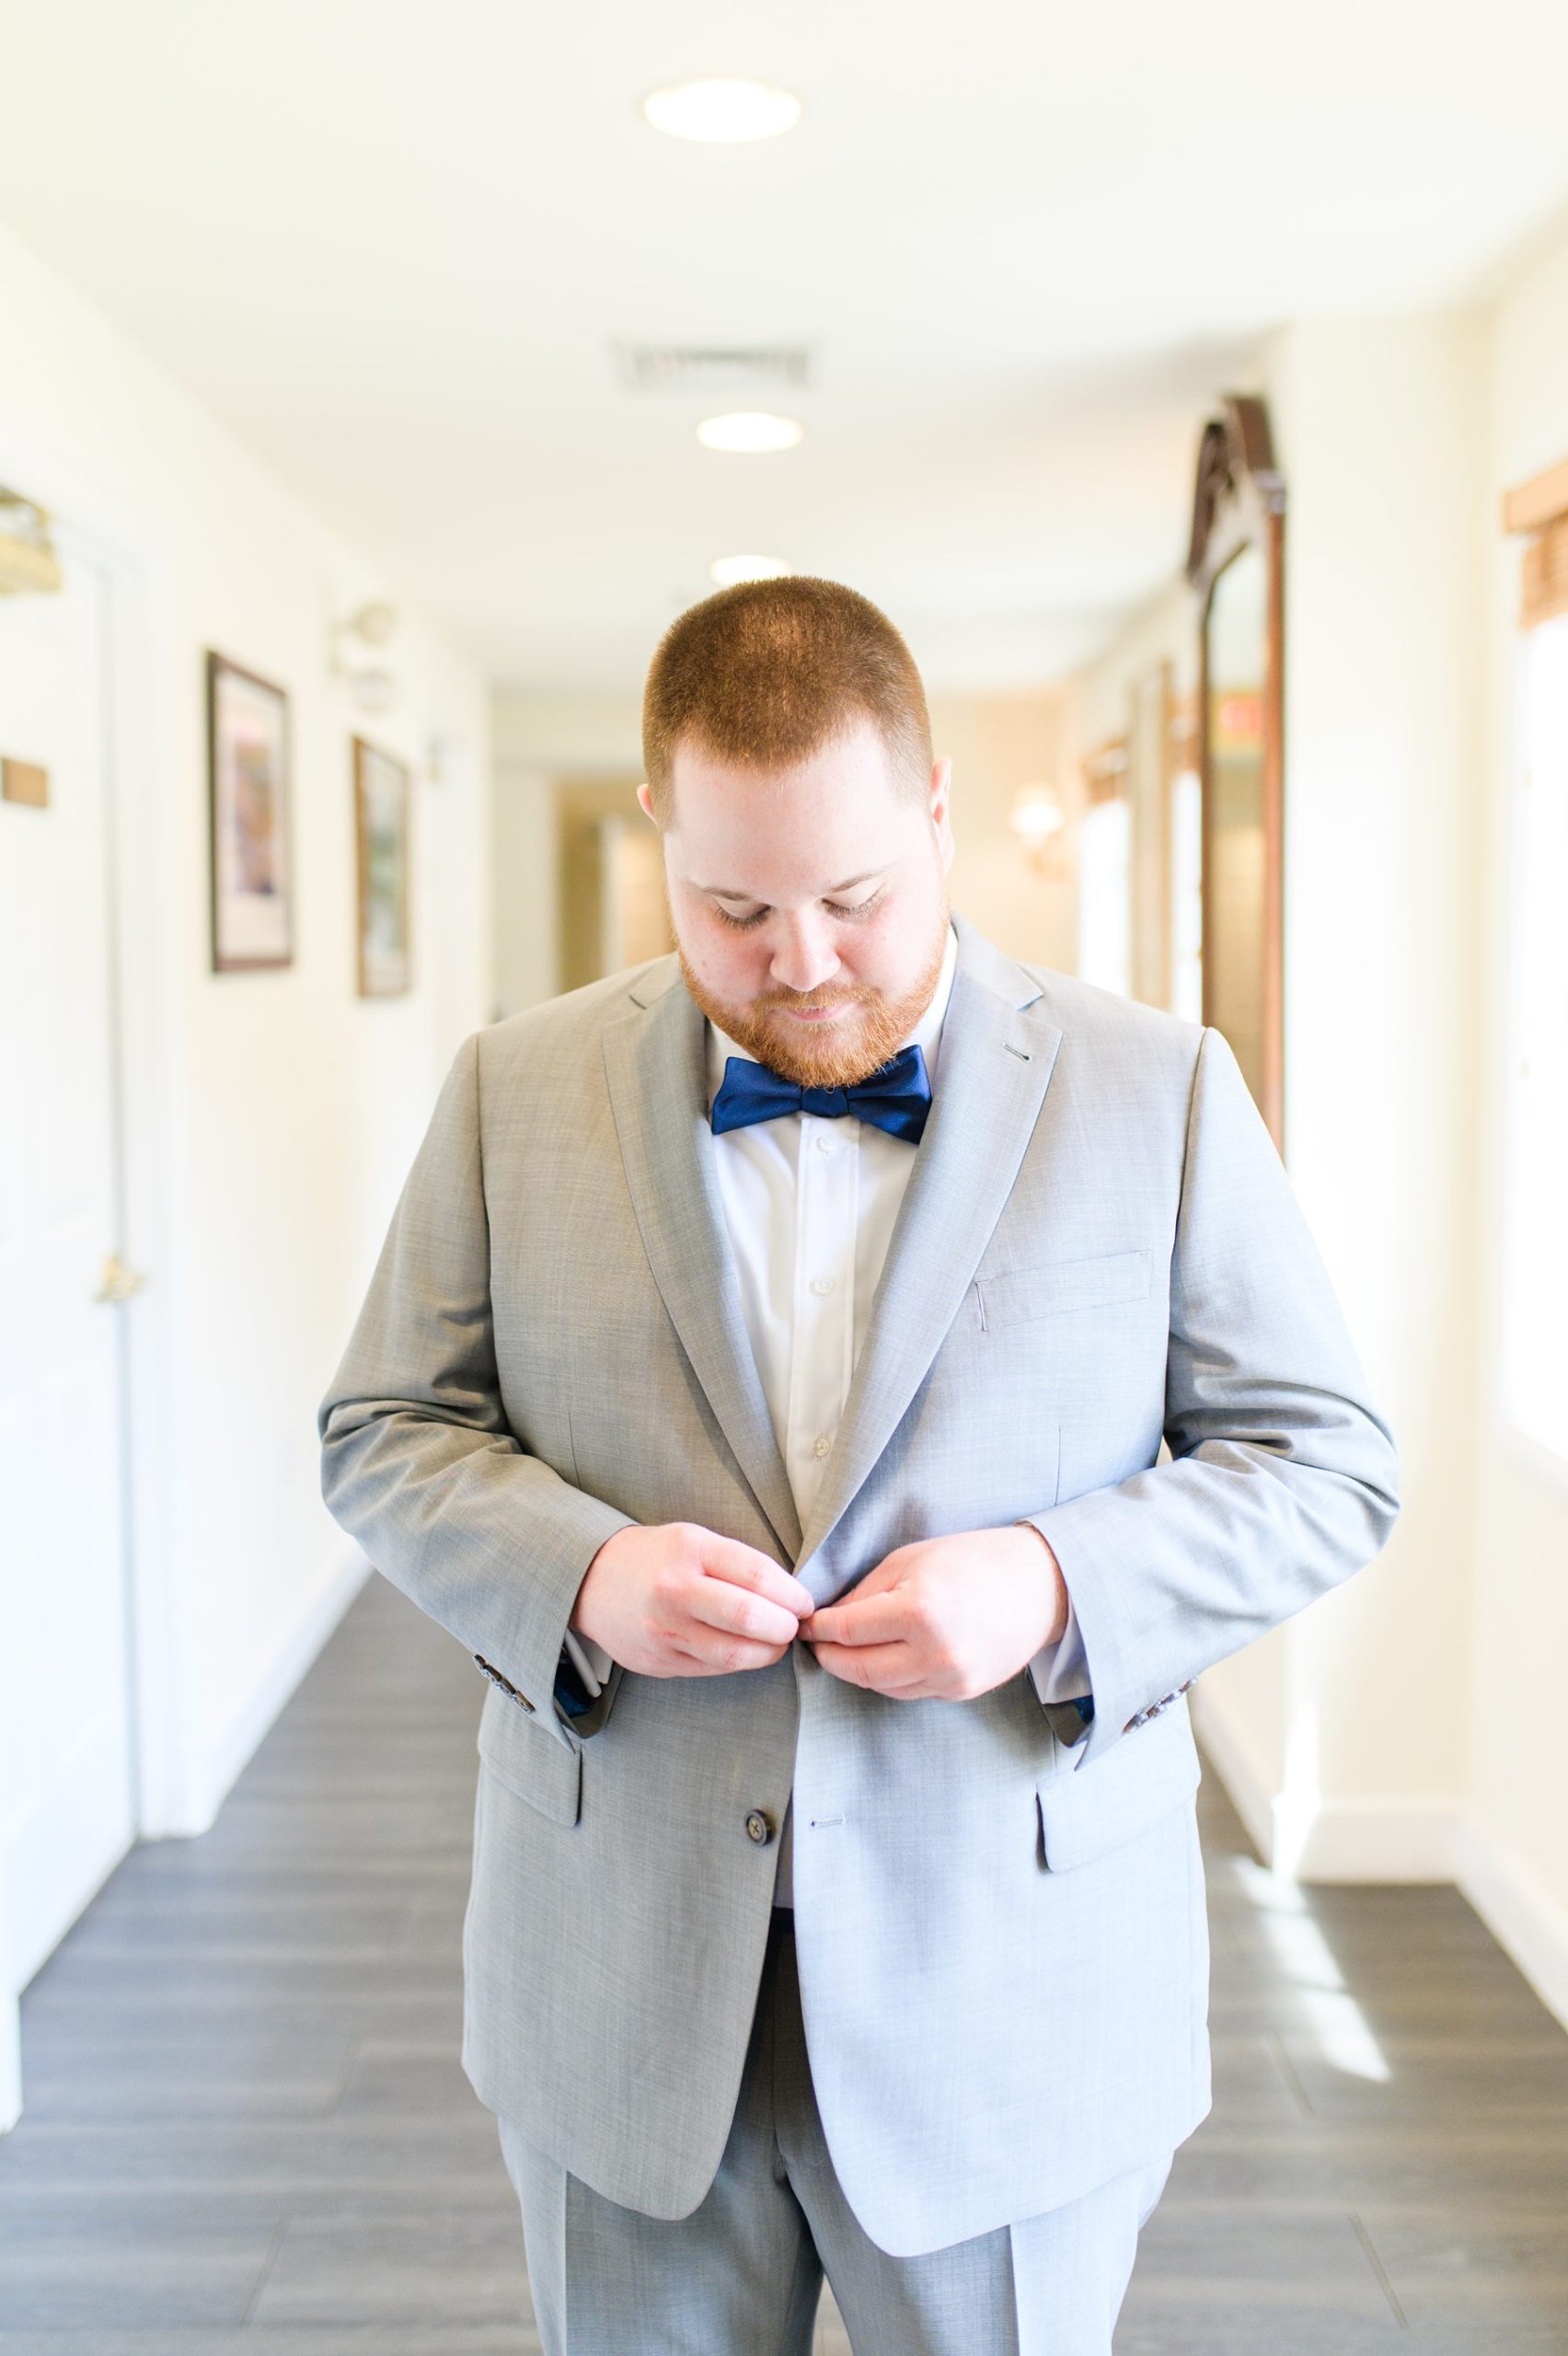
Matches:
[642,78,801,144]
[697,411,804,454]
[709,554,795,587]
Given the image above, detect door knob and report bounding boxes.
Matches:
[95,1252,148,1304]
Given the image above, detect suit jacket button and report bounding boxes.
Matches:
[745,1809,773,1844]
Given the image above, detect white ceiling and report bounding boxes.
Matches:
[3,0,1566,691]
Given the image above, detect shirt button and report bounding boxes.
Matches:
[814,1133,836,1154]
[813,1434,833,1459]
[745,1809,774,1844]
[810,1276,836,1296]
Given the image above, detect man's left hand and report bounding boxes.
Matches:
[800,1523,1068,1702]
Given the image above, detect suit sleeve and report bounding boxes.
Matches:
[1018,1022,1401,1771]
[1024,1598,1095,1750]
[317,1029,637,1745]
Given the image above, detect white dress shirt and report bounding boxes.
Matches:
[567,918,1090,1905]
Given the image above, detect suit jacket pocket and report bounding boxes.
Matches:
[977,1248,1150,1330]
[1035,1702,1199,1870]
[478,1687,582,1827]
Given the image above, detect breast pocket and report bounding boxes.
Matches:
[477,1687,582,1827]
[975,1247,1151,1331]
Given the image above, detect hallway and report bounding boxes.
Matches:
[0,1576,1563,2350]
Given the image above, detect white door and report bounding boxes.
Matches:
[0,533,135,2127]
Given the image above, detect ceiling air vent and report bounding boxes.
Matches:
[614,343,812,396]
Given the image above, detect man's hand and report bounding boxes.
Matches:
[571,1522,814,1679]
[800,1523,1068,1702]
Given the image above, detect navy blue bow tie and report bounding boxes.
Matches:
[710,1042,932,1144]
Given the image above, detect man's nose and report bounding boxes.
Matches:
[769,912,841,996]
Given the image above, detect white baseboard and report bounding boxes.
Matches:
[1192,1686,1458,1879]
[1287,1796,1459,1882]
[1193,1686,1568,2030]
[153,1548,372,1839]
[1456,1815,1568,2036]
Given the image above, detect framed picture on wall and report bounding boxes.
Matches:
[353,736,411,997]
[207,652,293,972]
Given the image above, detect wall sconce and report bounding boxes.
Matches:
[0,486,63,595]
[426,732,459,786]
[330,598,400,713]
[1168,691,1198,773]
[1009,780,1068,878]
[1082,737,1129,801]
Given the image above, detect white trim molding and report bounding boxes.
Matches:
[1456,1814,1568,2036]
[1286,1796,1460,1884]
[1193,1684,1459,1878]
[1194,1686,1568,2034]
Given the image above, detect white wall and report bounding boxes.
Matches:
[1075,288,1568,2028]
[1195,311,1486,1875]
[1068,343,1488,1856]
[1072,576,1195,749]
[1071,329,1489,1873]
[0,218,492,1838]
[1463,211,1568,2023]
[928,688,1079,976]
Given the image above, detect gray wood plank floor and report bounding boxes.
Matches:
[2,1575,1564,2351]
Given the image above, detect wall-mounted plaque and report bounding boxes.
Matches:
[1,758,49,808]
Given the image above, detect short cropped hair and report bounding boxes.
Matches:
[641,576,932,825]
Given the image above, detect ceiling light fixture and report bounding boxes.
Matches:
[697,411,803,455]
[709,554,794,587]
[642,78,801,144]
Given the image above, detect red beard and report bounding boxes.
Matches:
[679,906,951,1091]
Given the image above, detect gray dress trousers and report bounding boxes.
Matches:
[499,1908,1171,2356]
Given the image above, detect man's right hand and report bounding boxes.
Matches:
[569,1522,813,1679]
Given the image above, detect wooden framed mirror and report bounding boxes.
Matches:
[1186,395,1286,1150]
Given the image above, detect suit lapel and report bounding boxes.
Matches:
[603,967,804,1564]
[793,912,1063,1569]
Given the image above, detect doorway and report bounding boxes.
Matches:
[0,525,139,2128]
[556,773,673,989]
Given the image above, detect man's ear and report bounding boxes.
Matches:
[929,756,954,852]
[636,780,656,824]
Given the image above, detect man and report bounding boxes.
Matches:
[317,577,1400,2354]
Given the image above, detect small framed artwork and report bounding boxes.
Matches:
[207,653,293,971]
[353,736,411,997]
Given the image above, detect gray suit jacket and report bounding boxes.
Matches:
[317,909,1399,2257]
